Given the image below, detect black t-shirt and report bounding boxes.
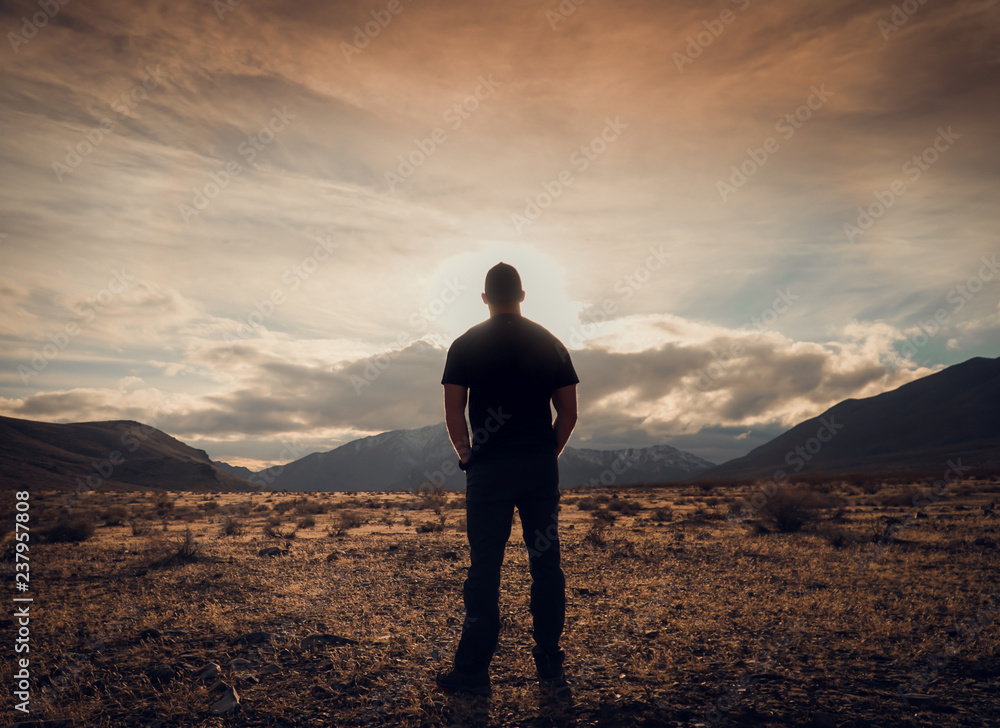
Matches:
[441,313,579,500]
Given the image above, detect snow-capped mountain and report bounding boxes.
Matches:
[254,423,714,492]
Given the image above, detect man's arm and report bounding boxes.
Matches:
[443,383,472,464]
[551,384,578,457]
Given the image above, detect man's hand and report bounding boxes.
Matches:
[551,384,578,457]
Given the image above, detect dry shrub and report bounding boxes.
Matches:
[100,506,129,526]
[294,497,329,516]
[272,499,296,514]
[297,515,316,529]
[129,518,152,536]
[879,486,922,508]
[263,515,284,538]
[584,522,609,547]
[607,498,642,515]
[416,519,444,534]
[173,527,200,560]
[220,516,245,537]
[652,507,673,522]
[153,492,174,515]
[592,509,617,525]
[42,519,95,543]
[576,497,599,511]
[816,524,854,549]
[199,500,220,512]
[758,488,821,533]
[337,510,365,530]
[418,485,448,512]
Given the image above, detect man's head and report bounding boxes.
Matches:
[483,262,525,306]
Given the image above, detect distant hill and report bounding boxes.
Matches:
[0,415,254,492]
[700,355,1000,481]
[255,422,714,492]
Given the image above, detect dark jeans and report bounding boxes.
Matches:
[454,492,566,671]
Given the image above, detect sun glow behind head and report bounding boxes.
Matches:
[425,243,584,345]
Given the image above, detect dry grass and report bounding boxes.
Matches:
[5,479,1000,727]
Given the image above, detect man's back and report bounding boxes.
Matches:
[443,314,574,455]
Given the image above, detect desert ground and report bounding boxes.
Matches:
[3,477,999,728]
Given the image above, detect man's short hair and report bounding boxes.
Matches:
[484,262,524,304]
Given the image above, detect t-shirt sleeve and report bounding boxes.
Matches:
[441,339,471,387]
[551,339,580,389]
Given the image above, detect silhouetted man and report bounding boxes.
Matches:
[435,262,579,697]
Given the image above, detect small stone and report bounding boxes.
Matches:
[232,631,271,646]
[811,712,837,728]
[311,685,333,698]
[197,663,221,682]
[258,547,282,557]
[138,628,161,641]
[145,664,174,685]
[260,663,281,676]
[228,658,252,670]
[301,633,359,650]
[211,686,240,714]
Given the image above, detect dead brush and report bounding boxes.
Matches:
[584,521,609,548]
[129,518,152,536]
[755,487,825,533]
[263,515,294,539]
[148,527,201,568]
[219,516,245,537]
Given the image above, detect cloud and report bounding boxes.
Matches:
[0,309,947,464]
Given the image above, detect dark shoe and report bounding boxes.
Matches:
[435,667,492,697]
[533,648,567,686]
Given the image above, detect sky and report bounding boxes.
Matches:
[1,0,998,469]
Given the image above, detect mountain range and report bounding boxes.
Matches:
[698,355,1000,480]
[0,416,252,492]
[2,355,997,492]
[252,422,714,492]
